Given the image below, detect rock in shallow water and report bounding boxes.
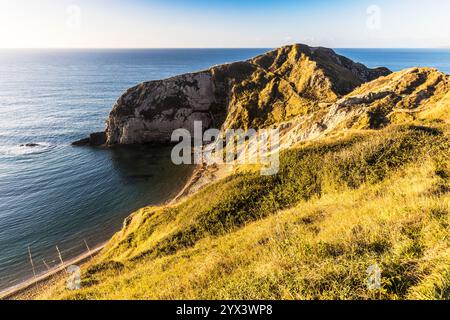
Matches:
[20,143,41,147]
[89,132,107,146]
[71,138,90,146]
[72,132,107,147]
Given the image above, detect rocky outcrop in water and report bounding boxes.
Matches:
[20,143,41,148]
[104,44,391,145]
[72,132,107,147]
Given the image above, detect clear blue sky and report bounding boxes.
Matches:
[1,0,449,48]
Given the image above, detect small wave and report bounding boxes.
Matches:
[0,142,57,157]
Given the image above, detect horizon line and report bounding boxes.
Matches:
[0,44,449,50]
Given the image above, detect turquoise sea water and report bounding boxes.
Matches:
[0,48,449,290]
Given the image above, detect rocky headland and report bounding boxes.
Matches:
[74,44,449,195]
[79,44,448,151]
[102,44,391,145]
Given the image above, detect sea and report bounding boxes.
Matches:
[0,48,449,291]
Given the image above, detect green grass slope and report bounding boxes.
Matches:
[37,123,449,300]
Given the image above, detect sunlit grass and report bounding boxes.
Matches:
[35,124,449,300]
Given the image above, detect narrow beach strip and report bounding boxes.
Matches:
[0,243,106,300]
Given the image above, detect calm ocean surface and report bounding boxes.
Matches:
[0,48,449,290]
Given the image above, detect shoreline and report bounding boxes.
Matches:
[0,163,198,300]
[0,242,106,300]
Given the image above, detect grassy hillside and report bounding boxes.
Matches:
[36,123,449,300]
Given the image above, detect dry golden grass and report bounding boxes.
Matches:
[33,124,449,300]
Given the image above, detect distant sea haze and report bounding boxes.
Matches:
[0,48,449,291]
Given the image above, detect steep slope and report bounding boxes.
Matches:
[177,67,449,196]
[105,44,390,144]
[266,67,450,152]
[35,124,449,300]
[326,67,450,130]
[251,44,387,99]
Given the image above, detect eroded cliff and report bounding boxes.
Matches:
[105,44,390,145]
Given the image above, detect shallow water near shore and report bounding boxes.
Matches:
[0,48,449,291]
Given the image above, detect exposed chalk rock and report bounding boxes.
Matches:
[104,44,391,145]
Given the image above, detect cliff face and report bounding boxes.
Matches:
[340,67,450,127]
[106,71,226,145]
[276,67,450,149]
[105,44,390,145]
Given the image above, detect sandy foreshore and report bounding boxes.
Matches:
[0,243,105,300]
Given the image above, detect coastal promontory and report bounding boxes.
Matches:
[104,44,391,145]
